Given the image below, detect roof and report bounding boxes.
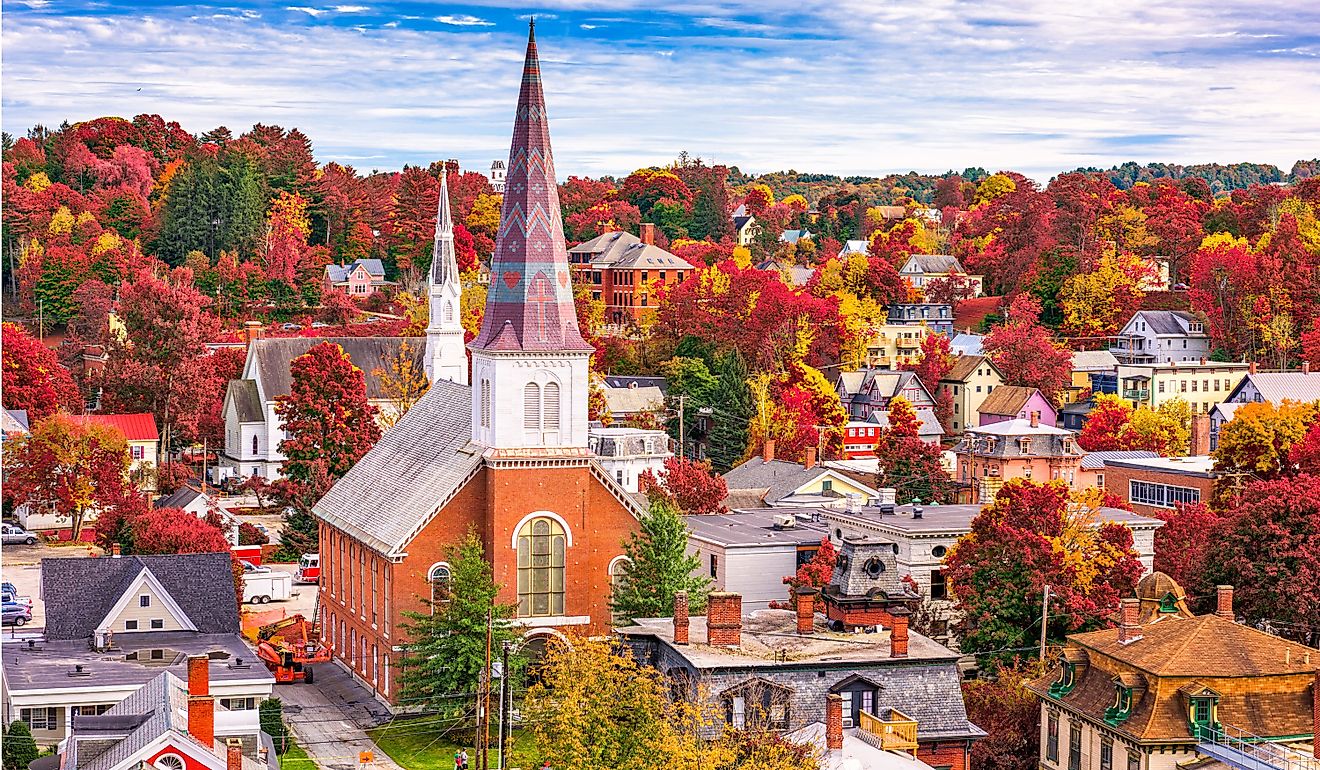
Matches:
[1131,310,1206,336]
[224,379,263,423]
[865,408,943,437]
[732,215,754,233]
[902,254,965,274]
[943,354,994,382]
[722,458,878,506]
[602,385,665,415]
[949,334,984,356]
[154,486,211,511]
[604,374,668,393]
[1233,371,1320,404]
[1080,450,1160,470]
[836,371,866,396]
[1210,401,1243,421]
[976,386,1046,418]
[247,337,421,403]
[826,502,1163,536]
[42,553,240,640]
[779,229,813,243]
[3,409,30,432]
[968,418,1072,437]
[786,723,941,770]
[1072,349,1118,371]
[1102,454,1216,477]
[683,508,830,548]
[76,413,159,442]
[838,239,868,257]
[568,231,694,270]
[325,258,388,283]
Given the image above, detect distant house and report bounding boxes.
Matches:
[1099,454,1218,517]
[1058,397,1097,431]
[731,204,759,247]
[489,159,506,193]
[155,485,219,519]
[323,258,394,297]
[843,412,944,459]
[1209,366,1320,450]
[1108,310,1211,364]
[937,355,1004,432]
[755,258,814,287]
[76,413,160,491]
[975,385,1057,427]
[568,225,694,324]
[949,333,984,356]
[683,508,831,610]
[601,384,665,424]
[779,229,813,244]
[604,374,668,393]
[2,409,30,440]
[898,255,984,298]
[867,407,943,446]
[587,426,673,494]
[1068,349,1118,401]
[1115,360,1249,414]
[723,443,881,509]
[867,322,933,369]
[835,370,935,421]
[887,302,955,338]
[837,240,869,258]
[953,418,1084,503]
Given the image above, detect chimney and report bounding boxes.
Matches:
[1030,411,1040,428]
[111,543,122,558]
[1249,361,1257,375]
[639,223,656,246]
[226,739,243,770]
[673,590,690,645]
[889,607,910,658]
[762,439,776,463]
[825,694,844,752]
[1190,413,1210,456]
[1200,357,1207,365]
[243,320,263,348]
[705,592,742,647]
[1216,585,1234,621]
[258,747,269,766]
[1304,361,1311,375]
[1118,598,1142,645]
[796,587,817,635]
[187,655,214,746]
[805,446,817,470]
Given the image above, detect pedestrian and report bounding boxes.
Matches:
[459,749,469,770]
[453,750,461,770]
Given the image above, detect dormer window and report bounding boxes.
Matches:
[1158,593,1179,613]
[1049,659,1077,696]
[1018,437,1032,454]
[1180,683,1221,739]
[1190,322,1203,333]
[1104,678,1140,725]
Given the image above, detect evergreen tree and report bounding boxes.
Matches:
[688,187,719,241]
[154,157,222,264]
[219,152,269,257]
[3,720,39,770]
[611,498,710,623]
[397,530,522,725]
[705,352,753,473]
[258,698,290,755]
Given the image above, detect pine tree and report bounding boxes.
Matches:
[611,498,711,623]
[397,530,522,726]
[154,157,222,265]
[705,352,753,473]
[3,719,39,770]
[688,187,719,241]
[219,152,269,257]
[258,697,290,755]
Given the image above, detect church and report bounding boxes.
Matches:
[313,24,646,706]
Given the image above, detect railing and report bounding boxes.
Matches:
[857,708,919,754]
[1196,722,1320,770]
[1122,389,1150,401]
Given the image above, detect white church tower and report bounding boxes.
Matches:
[424,168,468,385]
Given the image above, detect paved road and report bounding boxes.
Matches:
[281,663,403,770]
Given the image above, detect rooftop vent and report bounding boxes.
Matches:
[69,664,91,678]
[773,514,797,530]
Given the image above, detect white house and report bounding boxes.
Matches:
[588,426,673,493]
[1209,366,1320,449]
[684,508,832,610]
[898,255,984,297]
[1108,310,1212,365]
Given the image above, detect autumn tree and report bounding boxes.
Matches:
[1212,399,1317,478]
[1058,253,1152,336]
[371,339,431,428]
[874,397,957,504]
[2,321,81,420]
[779,537,837,608]
[611,498,711,623]
[983,294,1072,403]
[2,415,130,541]
[640,457,728,515]
[1151,501,1220,597]
[1076,394,1190,456]
[130,507,230,554]
[962,661,1043,770]
[909,333,956,431]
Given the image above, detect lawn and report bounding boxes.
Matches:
[280,739,317,770]
[368,718,540,770]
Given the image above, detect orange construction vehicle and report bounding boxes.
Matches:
[255,613,332,684]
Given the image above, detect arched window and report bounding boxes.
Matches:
[443,301,455,324]
[609,556,631,623]
[251,434,259,455]
[517,517,565,617]
[428,563,452,608]
[524,383,541,431]
[542,381,560,431]
[155,754,186,770]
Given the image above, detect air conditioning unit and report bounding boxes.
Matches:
[772,514,797,530]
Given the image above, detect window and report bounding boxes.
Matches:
[140,595,151,608]
[931,545,947,558]
[219,697,256,711]
[1046,713,1059,763]
[524,383,541,430]
[517,517,566,617]
[72,704,114,716]
[1129,480,1200,509]
[1019,437,1031,454]
[710,553,719,578]
[252,434,259,455]
[821,479,833,492]
[150,618,164,629]
[1180,380,1187,392]
[156,755,186,770]
[1068,722,1082,770]
[21,707,58,730]
[130,444,145,460]
[1096,473,1105,490]
[930,569,947,600]
[1158,381,1165,393]
[428,563,452,607]
[1127,752,1140,770]
[1101,739,1113,770]
[125,619,139,630]
[481,379,491,428]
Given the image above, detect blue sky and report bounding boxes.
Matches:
[4,0,1319,180]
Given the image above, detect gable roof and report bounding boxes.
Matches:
[41,553,240,640]
[247,337,421,403]
[863,408,943,437]
[976,385,1046,417]
[1131,310,1205,336]
[3,409,30,433]
[949,333,984,356]
[722,458,879,505]
[1080,450,1160,470]
[902,254,964,274]
[326,259,388,284]
[1072,349,1118,371]
[76,413,159,442]
[838,240,868,257]
[732,215,754,233]
[943,354,996,382]
[1232,371,1320,404]
[224,379,263,423]
[603,385,665,416]
[604,374,669,393]
[154,486,211,511]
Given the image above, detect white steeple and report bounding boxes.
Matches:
[424,168,468,385]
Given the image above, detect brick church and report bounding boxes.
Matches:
[314,24,645,706]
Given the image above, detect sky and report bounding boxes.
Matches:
[3,0,1320,180]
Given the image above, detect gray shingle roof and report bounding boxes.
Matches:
[722,459,877,505]
[943,354,993,382]
[42,553,241,640]
[603,375,669,394]
[225,379,263,422]
[249,337,421,402]
[568,232,694,270]
[154,486,208,510]
[70,671,184,770]
[1135,310,1203,336]
[603,385,665,416]
[903,254,965,274]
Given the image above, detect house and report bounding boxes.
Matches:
[755,258,816,288]
[952,417,1085,503]
[1116,360,1249,413]
[836,370,936,421]
[1075,450,1160,492]
[323,258,394,297]
[780,228,813,244]
[937,355,1004,433]
[604,374,668,394]
[897,255,984,298]
[54,661,276,770]
[842,410,943,459]
[949,333,984,356]
[887,303,955,338]
[78,413,160,491]
[601,384,665,424]
[838,240,869,258]
[567,225,694,324]
[312,28,647,708]
[869,408,943,445]
[684,508,831,610]
[618,592,985,769]
[588,426,673,493]
[1109,310,1211,365]
[1067,349,1119,402]
[216,334,423,481]
[1209,364,1320,449]
[731,205,760,247]
[1100,455,1218,518]
[1027,579,1319,770]
[722,443,881,509]
[1059,398,1097,431]
[154,486,219,519]
[3,409,30,439]
[489,159,505,193]
[1,552,273,746]
[975,385,1057,427]
[866,322,931,369]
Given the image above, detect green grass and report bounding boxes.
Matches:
[280,739,317,770]
[368,718,540,770]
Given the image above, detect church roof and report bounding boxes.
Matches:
[431,168,461,287]
[472,23,593,354]
[247,337,419,402]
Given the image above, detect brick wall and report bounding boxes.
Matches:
[1102,464,1215,518]
[918,740,972,770]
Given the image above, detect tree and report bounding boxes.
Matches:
[779,537,836,608]
[982,294,1073,403]
[639,457,728,515]
[397,530,522,724]
[1212,399,1318,478]
[962,661,1043,770]
[611,498,711,623]
[874,397,957,504]
[706,352,754,473]
[259,697,290,755]
[3,719,39,770]
[1151,502,1220,596]
[1,321,81,420]
[273,342,381,554]
[1077,394,1191,456]
[943,481,1143,661]
[371,339,430,428]
[130,506,230,554]
[3,414,129,541]
[1075,394,1133,452]
[1058,253,1151,336]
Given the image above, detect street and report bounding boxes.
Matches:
[280,663,404,770]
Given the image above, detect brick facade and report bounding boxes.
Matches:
[1101,462,1215,518]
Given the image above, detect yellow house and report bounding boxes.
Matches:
[938,355,1005,432]
[1116,361,1250,414]
[722,443,881,508]
[866,322,931,369]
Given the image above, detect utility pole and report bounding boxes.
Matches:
[481,608,492,770]
[201,438,208,492]
[678,393,686,460]
[1039,585,1052,662]
[498,640,510,770]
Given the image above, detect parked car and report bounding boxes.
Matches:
[1,523,37,545]
[2,602,32,626]
[281,323,302,331]
[241,561,271,574]
[1,592,33,607]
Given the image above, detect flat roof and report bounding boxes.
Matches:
[825,503,1163,535]
[685,509,830,548]
[1102,454,1217,477]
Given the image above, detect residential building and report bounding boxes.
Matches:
[618,592,985,770]
[216,334,422,481]
[731,205,760,247]
[1027,579,1319,770]
[842,409,942,459]
[836,370,936,420]
[1,552,273,746]
[323,258,394,297]
[312,28,646,708]
[1109,310,1211,364]
[755,258,815,288]
[588,426,673,493]
[898,255,984,298]
[604,374,668,394]
[786,697,941,770]
[684,508,831,610]
[153,486,219,519]
[1067,349,1119,402]
[976,385,1057,427]
[953,417,1085,503]
[887,303,955,338]
[1209,365,1320,450]
[1075,450,1160,493]
[949,333,984,356]
[866,322,932,368]
[838,240,869,258]
[567,225,694,324]
[1116,360,1249,413]
[489,159,505,193]
[722,443,881,509]
[79,413,160,491]
[780,228,813,244]
[937,355,1004,433]
[601,383,665,423]
[1059,398,1097,431]
[1100,455,1218,518]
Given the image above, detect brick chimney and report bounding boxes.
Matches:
[1030,411,1040,428]
[639,223,656,246]
[805,446,817,470]
[825,693,843,752]
[796,587,817,635]
[186,655,215,747]
[243,320,263,348]
[762,439,776,463]
[1190,413,1211,456]
[226,739,243,770]
[673,590,690,645]
[1117,598,1142,645]
[1216,585,1234,620]
[889,606,910,658]
[111,542,122,558]
[1304,360,1311,375]
[1249,361,1257,375]
[705,592,742,647]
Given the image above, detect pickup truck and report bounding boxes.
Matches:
[1,523,38,545]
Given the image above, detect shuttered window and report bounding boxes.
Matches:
[480,379,491,428]
[543,382,560,431]
[524,383,541,430]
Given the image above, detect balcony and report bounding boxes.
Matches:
[1196,722,1320,770]
[856,708,918,754]
[1122,389,1151,401]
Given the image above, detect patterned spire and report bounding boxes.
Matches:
[431,167,459,287]
[472,22,593,352]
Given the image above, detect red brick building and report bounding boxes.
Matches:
[568,223,694,324]
[312,26,644,706]
[1099,455,1217,518]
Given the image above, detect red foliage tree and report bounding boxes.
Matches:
[2,322,81,421]
[638,457,728,515]
[962,661,1043,770]
[1151,502,1220,596]
[983,294,1072,403]
[131,506,230,554]
[778,537,838,608]
[1075,396,1131,452]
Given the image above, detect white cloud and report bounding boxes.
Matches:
[580,23,599,30]
[285,6,326,16]
[331,5,370,12]
[434,14,494,27]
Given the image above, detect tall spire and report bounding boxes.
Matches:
[431,167,459,287]
[424,165,468,385]
[471,21,592,353]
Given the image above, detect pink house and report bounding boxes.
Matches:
[975,385,1057,427]
[324,258,394,297]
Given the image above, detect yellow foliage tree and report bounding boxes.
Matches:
[1128,398,1191,457]
[465,193,502,237]
[371,339,431,428]
[1058,253,1150,336]
[731,246,753,269]
[780,193,807,211]
[48,206,75,237]
[1213,399,1318,476]
[460,281,487,339]
[975,173,1016,205]
[395,291,428,336]
[1096,204,1156,254]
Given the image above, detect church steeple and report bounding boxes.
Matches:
[469,23,592,452]
[424,167,467,385]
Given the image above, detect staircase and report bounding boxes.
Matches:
[1196,723,1319,770]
